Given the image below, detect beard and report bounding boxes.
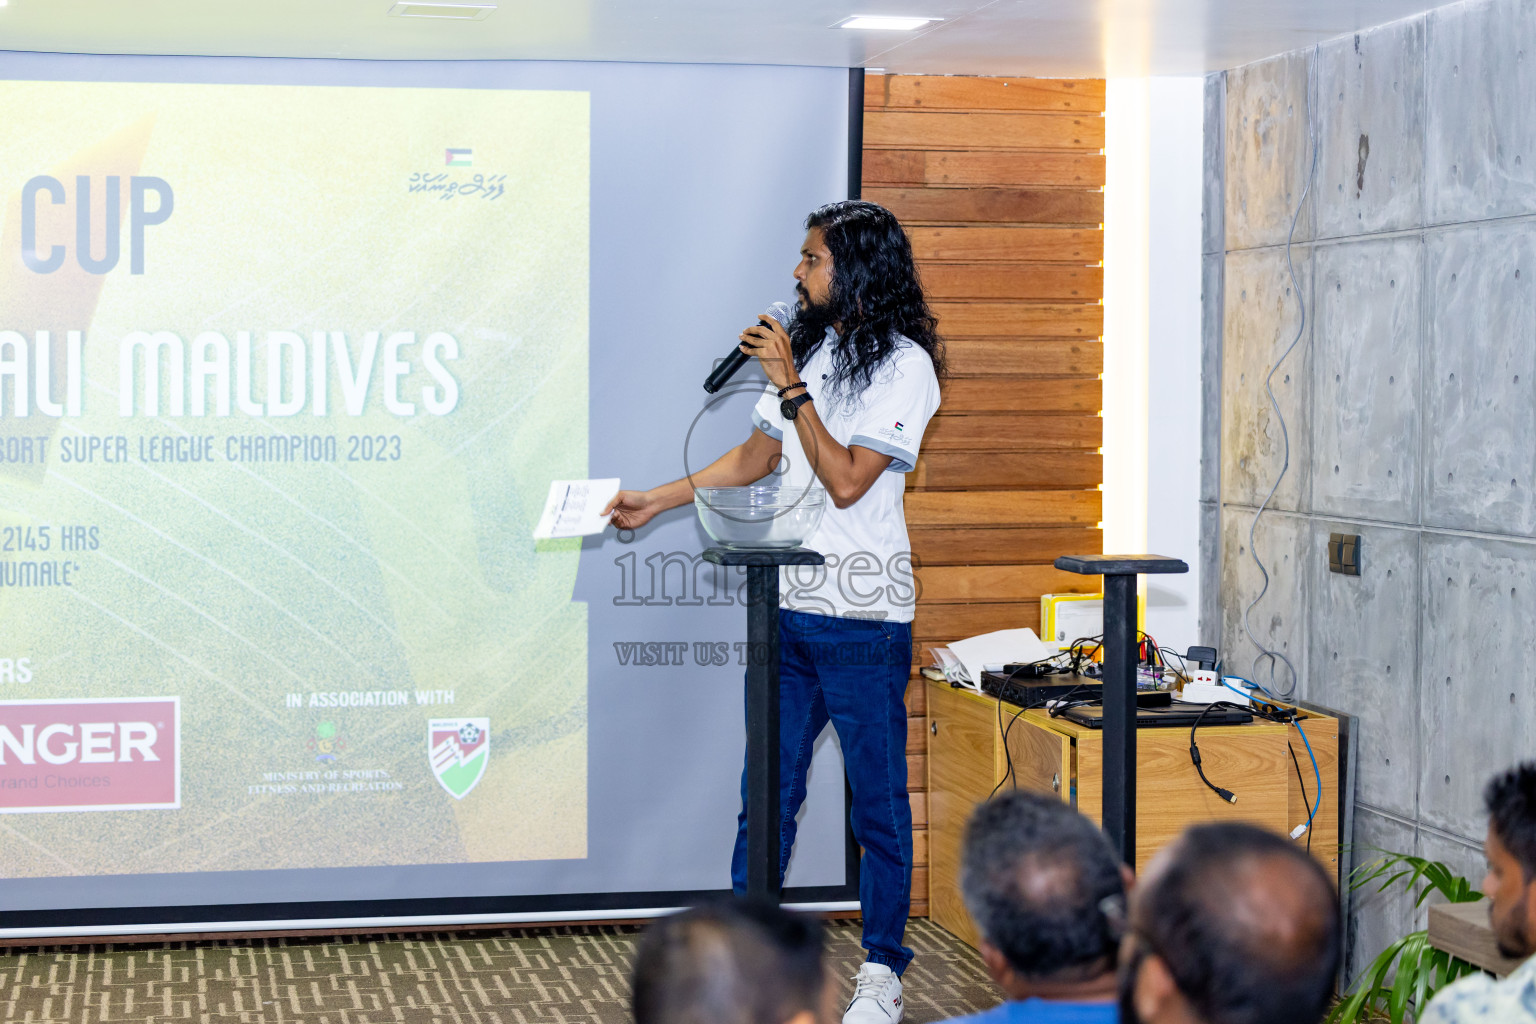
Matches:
[1493,890,1536,959]
[789,285,839,360]
[794,284,837,331]
[1116,945,1148,1024]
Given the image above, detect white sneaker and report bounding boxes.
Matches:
[843,963,904,1024]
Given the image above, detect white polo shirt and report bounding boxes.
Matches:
[751,332,940,623]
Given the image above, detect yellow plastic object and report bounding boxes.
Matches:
[1040,592,1146,652]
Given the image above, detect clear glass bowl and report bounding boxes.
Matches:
[694,485,827,549]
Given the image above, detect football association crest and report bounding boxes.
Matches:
[428,718,489,799]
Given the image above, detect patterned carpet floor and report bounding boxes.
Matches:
[0,918,1002,1024]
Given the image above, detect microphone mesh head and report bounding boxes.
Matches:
[764,300,796,326]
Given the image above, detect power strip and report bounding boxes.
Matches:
[1181,673,1251,706]
[1181,682,1233,705]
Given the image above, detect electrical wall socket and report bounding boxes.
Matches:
[1189,669,1218,687]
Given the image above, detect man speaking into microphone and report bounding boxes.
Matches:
[604,201,943,1024]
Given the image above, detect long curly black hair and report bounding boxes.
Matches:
[790,201,945,399]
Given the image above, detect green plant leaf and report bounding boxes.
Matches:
[1413,944,1440,1011]
[1386,933,1423,1022]
[1349,851,1484,905]
[1330,850,1488,1023]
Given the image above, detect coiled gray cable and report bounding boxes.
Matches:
[1240,48,1320,700]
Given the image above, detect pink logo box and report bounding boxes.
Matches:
[0,698,180,812]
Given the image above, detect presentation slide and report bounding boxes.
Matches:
[0,80,589,876]
[0,54,852,931]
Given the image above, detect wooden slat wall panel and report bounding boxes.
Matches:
[906,490,1101,526]
[934,301,1103,338]
[865,151,1105,188]
[921,264,1102,300]
[865,112,1105,150]
[906,675,927,715]
[920,565,1099,602]
[916,602,1044,644]
[872,73,1104,919]
[867,75,1106,112]
[868,187,1104,225]
[924,414,1101,450]
[910,452,1101,489]
[911,526,1104,564]
[931,379,1101,413]
[910,226,1103,263]
[945,338,1102,376]
[908,716,927,753]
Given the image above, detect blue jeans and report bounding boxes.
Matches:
[730,609,915,974]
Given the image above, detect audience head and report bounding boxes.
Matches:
[1119,822,1340,1024]
[1483,761,1536,959]
[632,898,828,1024]
[960,790,1126,997]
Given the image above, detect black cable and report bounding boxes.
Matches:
[1156,646,1192,687]
[987,661,1058,799]
[987,627,1176,799]
[1060,630,1161,680]
[985,652,1101,799]
[990,696,1048,799]
[1188,702,1239,804]
[1288,739,1313,852]
[990,686,1008,796]
[1187,698,1300,806]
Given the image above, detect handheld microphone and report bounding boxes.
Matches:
[703,301,796,394]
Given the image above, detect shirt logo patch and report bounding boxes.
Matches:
[894,421,904,430]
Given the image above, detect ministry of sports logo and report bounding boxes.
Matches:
[428,718,489,799]
[307,721,345,762]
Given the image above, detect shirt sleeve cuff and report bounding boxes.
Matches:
[849,434,915,474]
[753,410,784,440]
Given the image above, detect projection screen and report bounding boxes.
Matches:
[0,52,856,935]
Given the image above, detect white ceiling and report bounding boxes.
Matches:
[0,0,1449,76]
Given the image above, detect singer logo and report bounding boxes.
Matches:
[0,698,179,813]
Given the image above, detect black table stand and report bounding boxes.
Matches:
[1055,554,1188,868]
[703,546,825,900]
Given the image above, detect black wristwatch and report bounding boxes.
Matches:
[781,392,813,420]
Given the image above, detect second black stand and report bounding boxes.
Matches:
[704,546,825,900]
[1055,554,1188,868]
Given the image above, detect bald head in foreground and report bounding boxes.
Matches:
[1118,822,1340,1024]
[632,899,830,1024]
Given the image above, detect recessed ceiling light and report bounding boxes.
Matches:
[838,15,938,30]
[388,2,495,19]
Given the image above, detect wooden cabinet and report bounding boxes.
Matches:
[926,680,1340,947]
[927,678,1000,948]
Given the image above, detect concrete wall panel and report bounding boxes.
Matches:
[1347,809,1419,982]
[1311,236,1422,522]
[1221,246,1313,512]
[1226,51,1316,250]
[1204,72,1227,256]
[1307,521,1420,818]
[1214,0,1536,925]
[1199,500,1221,647]
[1418,828,1489,896]
[1202,252,1224,503]
[1419,534,1536,838]
[1220,507,1308,695]
[1424,222,1536,535]
[1317,21,1427,238]
[1426,0,1536,223]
